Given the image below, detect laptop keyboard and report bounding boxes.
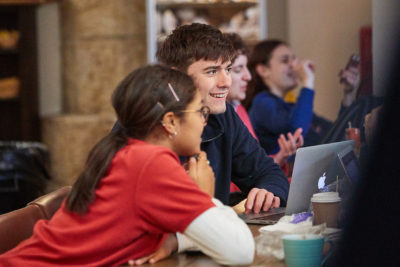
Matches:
[250,213,284,222]
[239,207,286,225]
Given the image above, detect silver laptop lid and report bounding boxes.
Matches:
[285,140,355,215]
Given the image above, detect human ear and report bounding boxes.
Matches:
[161,112,178,135]
[255,64,270,79]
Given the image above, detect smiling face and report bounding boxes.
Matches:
[262,45,297,94]
[227,54,251,102]
[174,91,207,156]
[186,58,232,114]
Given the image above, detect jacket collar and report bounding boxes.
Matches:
[201,109,225,143]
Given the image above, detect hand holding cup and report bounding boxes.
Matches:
[294,59,315,89]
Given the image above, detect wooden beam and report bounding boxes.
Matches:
[0,0,57,5]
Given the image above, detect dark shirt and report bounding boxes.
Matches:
[200,104,289,205]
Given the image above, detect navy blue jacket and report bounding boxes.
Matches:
[201,104,289,205]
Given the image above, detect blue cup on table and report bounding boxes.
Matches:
[282,234,333,267]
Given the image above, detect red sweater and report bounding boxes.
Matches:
[235,104,258,141]
[0,139,214,266]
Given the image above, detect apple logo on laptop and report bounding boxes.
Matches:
[318,172,326,189]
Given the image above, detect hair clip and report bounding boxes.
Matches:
[156,101,164,109]
[168,83,180,102]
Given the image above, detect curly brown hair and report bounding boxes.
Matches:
[156,23,235,71]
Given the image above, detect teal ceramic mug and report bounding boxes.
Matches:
[282,234,333,267]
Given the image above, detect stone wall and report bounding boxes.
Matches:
[42,114,116,189]
[42,0,147,190]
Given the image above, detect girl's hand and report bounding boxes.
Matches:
[294,59,315,89]
[274,128,304,166]
[128,234,178,265]
[187,151,215,197]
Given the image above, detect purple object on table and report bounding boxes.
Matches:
[290,212,313,224]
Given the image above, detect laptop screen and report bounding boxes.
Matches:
[338,148,360,184]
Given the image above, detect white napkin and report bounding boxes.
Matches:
[255,213,326,260]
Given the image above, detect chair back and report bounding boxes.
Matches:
[28,186,71,219]
[0,186,71,254]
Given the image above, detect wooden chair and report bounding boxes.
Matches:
[0,186,71,254]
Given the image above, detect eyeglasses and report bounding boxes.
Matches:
[180,106,210,122]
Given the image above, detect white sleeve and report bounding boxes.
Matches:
[176,198,254,265]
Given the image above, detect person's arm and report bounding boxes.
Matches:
[177,198,254,265]
[289,59,316,135]
[288,87,314,134]
[229,107,290,210]
[294,59,315,89]
[273,128,304,166]
[132,199,254,266]
[133,150,253,265]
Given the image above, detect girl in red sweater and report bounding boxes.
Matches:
[0,65,254,266]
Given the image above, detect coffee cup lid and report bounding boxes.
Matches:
[311,192,341,203]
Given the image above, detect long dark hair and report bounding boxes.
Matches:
[244,39,287,109]
[66,65,197,214]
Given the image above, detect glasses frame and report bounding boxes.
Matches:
[180,106,210,122]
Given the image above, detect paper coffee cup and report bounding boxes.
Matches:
[311,192,341,228]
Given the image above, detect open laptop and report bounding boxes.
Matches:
[240,140,355,224]
[335,145,361,227]
[337,145,360,185]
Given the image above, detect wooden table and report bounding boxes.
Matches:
[121,224,286,267]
